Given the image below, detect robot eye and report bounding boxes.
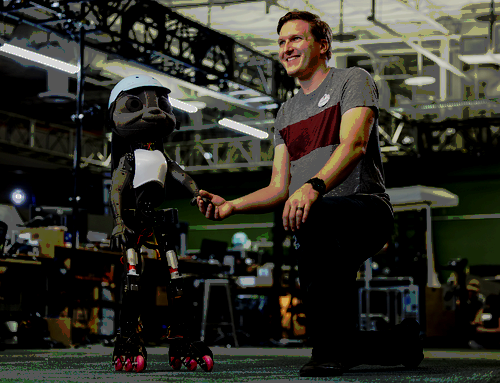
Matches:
[125,97,143,112]
[159,96,172,113]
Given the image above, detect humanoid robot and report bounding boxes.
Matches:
[108,74,213,373]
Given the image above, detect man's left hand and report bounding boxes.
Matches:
[282,183,320,232]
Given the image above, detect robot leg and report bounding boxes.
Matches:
[155,230,215,372]
[113,247,147,373]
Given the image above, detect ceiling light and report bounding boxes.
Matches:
[10,189,26,205]
[404,76,436,86]
[258,103,279,110]
[185,101,206,110]
[0,42,79,74]
[169,98,198,113]
[458,53,500,64]
[243,96,274,103]
[218,118,269,139]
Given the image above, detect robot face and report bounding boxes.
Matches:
[112,88,176,141]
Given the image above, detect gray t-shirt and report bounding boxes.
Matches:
[274,66,391,206]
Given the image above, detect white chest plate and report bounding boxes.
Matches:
[133,149,168,188]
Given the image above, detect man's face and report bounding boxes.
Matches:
[278,19,326,80]
[112,87,176,141]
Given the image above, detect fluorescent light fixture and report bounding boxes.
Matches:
[218,118,269,139]
[404,76,436,86]
[258,103,279,110]
[458,53,500,65]
[380,146,400,152]
[169,98,198,113]
[418,99,499,110]
[0,42,79,74]
[243,96,274,103]
[186,101,206,110]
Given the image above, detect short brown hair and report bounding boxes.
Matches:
[277,11,333,61]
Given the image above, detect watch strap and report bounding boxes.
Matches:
[305,178,326,195]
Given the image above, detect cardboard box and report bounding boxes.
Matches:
[21,227,65,258]
[425,286,455,337]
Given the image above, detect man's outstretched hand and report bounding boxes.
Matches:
[196,190,234,221]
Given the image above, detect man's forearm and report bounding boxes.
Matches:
[313,142,365,193]
[230,186,288,214]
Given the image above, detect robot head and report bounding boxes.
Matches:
[107,74,177,142]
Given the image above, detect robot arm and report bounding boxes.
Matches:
[165,156,204,205]
[110,154,134,247]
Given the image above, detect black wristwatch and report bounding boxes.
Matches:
[305,178,326,195]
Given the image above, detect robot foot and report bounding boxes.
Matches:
[168,338,214,372]
[112,323,148,373]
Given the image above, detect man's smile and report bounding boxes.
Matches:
[286,55,301,62]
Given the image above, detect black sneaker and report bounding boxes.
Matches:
[299,355,346,377]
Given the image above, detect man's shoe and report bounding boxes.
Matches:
[299,356,346,377]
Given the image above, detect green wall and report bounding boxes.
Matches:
[162,194,276,251]
[431,169,500,273]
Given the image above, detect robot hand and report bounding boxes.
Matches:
[190,196,212,208]
[111,222,134,251]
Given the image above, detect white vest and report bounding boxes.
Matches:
[132,149,168,188]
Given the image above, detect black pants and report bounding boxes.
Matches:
[293,194,394,355]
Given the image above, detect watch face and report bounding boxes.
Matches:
[308,178,325,194]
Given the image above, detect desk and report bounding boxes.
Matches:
[0,248,233,347]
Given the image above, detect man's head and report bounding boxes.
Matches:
[107,74,177,142]
[277,11,333,78]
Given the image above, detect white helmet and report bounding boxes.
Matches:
[108,74,171,108]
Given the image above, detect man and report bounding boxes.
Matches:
[197,11,423,377]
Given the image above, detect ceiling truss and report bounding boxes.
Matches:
[0,0,297,103]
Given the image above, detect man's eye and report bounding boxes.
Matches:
[125,98,143,112]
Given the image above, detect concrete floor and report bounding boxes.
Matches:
[0,346,499,382]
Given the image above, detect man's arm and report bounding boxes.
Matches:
[230,143,290,213]
[310,106,375,192]
[198,143,290,219]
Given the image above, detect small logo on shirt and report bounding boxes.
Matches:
[318,94,330,107]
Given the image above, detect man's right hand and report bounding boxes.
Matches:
[197,190,234,221]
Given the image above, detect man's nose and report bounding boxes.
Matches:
[282,41,293,56]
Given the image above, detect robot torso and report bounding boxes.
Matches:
[133,149,168,188]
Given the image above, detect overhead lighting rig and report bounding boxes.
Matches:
[459,0,500,65]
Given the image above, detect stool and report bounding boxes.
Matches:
[200,279,239,347]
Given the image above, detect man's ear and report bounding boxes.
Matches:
[320,38,329,57]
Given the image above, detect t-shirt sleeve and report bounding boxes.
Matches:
[340,67,379,117]
[273,103,286,147]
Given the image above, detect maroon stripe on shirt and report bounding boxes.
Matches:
[280,103,342,161]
